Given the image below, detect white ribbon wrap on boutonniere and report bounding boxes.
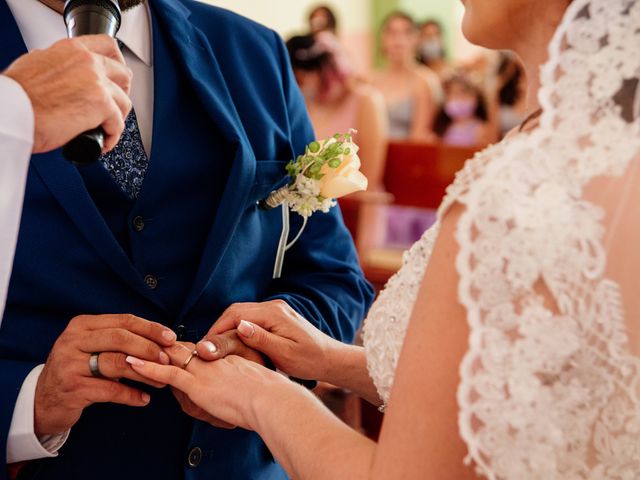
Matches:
[260,130,368,279]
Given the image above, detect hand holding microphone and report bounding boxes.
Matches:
[2,0,130,160]
[62,0,123,164]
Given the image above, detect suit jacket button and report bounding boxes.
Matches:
[144,275,158,290]
[176,325,186,341]
[132,216,145,232]
[187,446,203,468]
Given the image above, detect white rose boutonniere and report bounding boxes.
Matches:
[262,130,368,278]
[263,130,368,217]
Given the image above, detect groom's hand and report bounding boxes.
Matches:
[34,314,177,437]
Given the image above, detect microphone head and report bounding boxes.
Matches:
[64,0,122,38]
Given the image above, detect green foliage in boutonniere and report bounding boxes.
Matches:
[264,130,368,219]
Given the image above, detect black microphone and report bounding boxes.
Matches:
[62,0,122,166]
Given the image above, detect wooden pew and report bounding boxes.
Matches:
[384,142,475,208]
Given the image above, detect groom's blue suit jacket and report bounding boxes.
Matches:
[0,1,374,479]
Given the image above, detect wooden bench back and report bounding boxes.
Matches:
[383,142,476,209]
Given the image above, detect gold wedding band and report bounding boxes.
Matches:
[182,350,198,369]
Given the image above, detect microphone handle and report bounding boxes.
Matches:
[62,126,105,166]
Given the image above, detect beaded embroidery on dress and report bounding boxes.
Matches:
[363,0,640,478]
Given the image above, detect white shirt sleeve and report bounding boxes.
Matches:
[6,365,70,463]
[0,76,70,463]
[0,75,32,322]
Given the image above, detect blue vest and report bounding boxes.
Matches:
[78,10,232,317]
[0,1,374,479]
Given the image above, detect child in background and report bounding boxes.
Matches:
[434,75,496,148]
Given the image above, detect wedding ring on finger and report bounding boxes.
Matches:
[89,352,106,378]
[182,350,198,369]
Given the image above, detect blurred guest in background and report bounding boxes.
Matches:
[373,11,436,141]
[417,19,451,81]
[307,5,367,83]
[495,52,528,137]
[415,19,448,106]
[434,74,496,148]
[287,33,388,249]
[308,4,337,34]
[286,33,387,187]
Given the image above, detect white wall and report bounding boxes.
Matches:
[199,1,374,70]
[199,0,372,38]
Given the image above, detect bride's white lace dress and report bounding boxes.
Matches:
[362,0,640,478]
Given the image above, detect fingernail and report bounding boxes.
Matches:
[126,356,145,367]
[141,393,151,404]
[238,320,255,338]
[162,330,177,342]
[159,352,170,365]
[200,341,217,355]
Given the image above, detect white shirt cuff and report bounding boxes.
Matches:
[6,365,70,464]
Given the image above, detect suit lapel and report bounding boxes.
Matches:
[150,0,257,318]
[0,1,164,309]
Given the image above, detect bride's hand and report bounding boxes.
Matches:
[127,347,296,431]
[166,343,235,429]
[167,339,265,429]
[195,300,340,382]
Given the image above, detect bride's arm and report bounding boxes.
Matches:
[253,204,478,479]
[130,204,480,479]
[250,377,377,479]
[321,343,382,407]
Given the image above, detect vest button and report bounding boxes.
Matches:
[186,446,202,468]
[144,275,158,290]
[132,216,145,232]
[176,325,186,341]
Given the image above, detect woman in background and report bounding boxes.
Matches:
[286,34,387,191]
[308,4,337,34]
[373,11,436,141]
[307,4,367,83]
[434,74,496,148]
[417,19,452,81]
[287,33,388,250]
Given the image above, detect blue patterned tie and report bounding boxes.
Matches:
[98,107,149,199]
[99,40,149,199]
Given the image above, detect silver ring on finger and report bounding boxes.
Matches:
[89,352,106,378]
[182,350,198,369]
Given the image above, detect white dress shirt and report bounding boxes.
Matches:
[4,0,154,464]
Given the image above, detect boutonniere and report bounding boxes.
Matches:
[262,130,368,278]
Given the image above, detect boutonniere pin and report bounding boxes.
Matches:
[261,130,368,278]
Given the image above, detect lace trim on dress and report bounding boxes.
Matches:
[363,1,640,479]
